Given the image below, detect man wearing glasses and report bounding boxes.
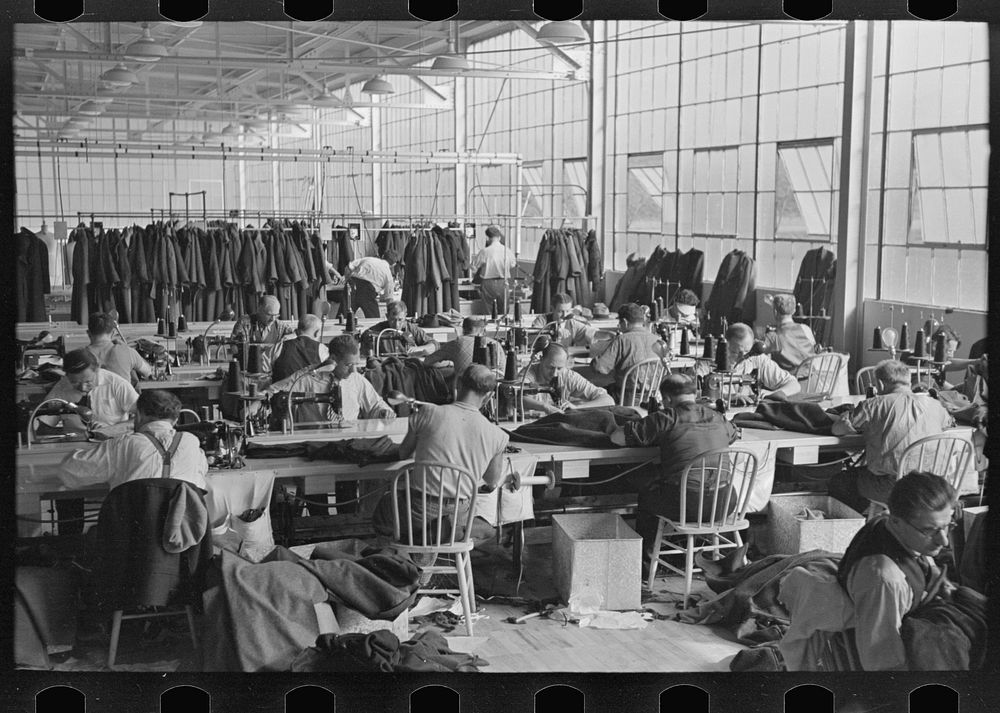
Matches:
[836,471,963,670]
[231,295,296,374]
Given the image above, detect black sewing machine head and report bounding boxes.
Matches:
[18,333,66,369]
[289,381,343,417]
[176,420,246,468]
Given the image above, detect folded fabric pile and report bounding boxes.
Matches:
[508,406,642,448]
[243,436,400,466]
[291,629,487,672]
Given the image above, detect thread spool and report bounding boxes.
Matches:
[912,328,926,358]
[167,320,177,338]
[650,301,659,322]
[491,300,498,321]
[899,322,909,351]
[178,314,187,332]
[873,326,883,349]
[345,311,355,333]
[473,336,487,366]
[504,346,518,381]
[201,406,212,422]
[246,344,263,374]
[715,337,730,372]
[157,318,166,336]
[933,333,947,363]
[226,359,243,393]
[702,334,715,360]
[513,300,522,325]
[680,327,690,356]
[247,382,258,397]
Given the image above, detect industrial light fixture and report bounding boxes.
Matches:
[221,123,241,136]
[66,117,93,128]
[535,20,589,45]
[313,86,341,107]
[124,24,169,62]
[432,33,469,72]
[77,101,106,116]
[361,76,394,95]
[101,63,138,87]
[57,128,80,139]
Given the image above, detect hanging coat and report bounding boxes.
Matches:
[705,249,757,335]
[16,228,51,322]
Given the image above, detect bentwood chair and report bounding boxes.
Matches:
[854,366,878,396]
[390,462,478,636]
[796,353,846,398]
[619,357,669,409]
[646,447,759,602]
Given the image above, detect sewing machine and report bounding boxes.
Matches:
[24,398,94,446]
[17,333,66,371]
[175,420,246,469]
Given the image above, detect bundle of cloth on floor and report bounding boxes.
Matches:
[291,629,486,672]
[508,406,642,448]
[198,544,420,671]
[243,436,401,466]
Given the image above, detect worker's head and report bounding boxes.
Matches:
[385,300,408,331]
[457,364,498,406]
[552,293,574,320]
[671,289,699,322]
[255,295,281,326]
[383,249,400,265]
[462,316,486,337]
[134,389,182,430]
[887,471,957,557]
[659,373,698,407]
[771,294,798,318]
[874,359,911,393]
[485,225,503,244]
[328,334,362,380]
[86,312,116,343]
[63,348,100,394]
[724,323,756,362]
[617,303,646,329]
[296,314,322,340]
[537,342,569,382]
[932,324,962,361]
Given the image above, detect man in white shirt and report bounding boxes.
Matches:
[714,322,801,402]
[337,250,399,318]
[58,389,208,493]
[522,343,614,415]
[45,348,138,438]
[531,292,597,348]
[471,226,517,313]
[84,312,152,385]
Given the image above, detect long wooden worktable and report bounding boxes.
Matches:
[19,411,921,537]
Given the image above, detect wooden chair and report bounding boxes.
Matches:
[854,366,878,396]
[646,447,759,602]
[618,357,668,408]
[390,461,478,636]
[867,433,975,520]
[796,352,845,398]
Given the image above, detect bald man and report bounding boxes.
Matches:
[231,295,296,373]
[271,314,332,383]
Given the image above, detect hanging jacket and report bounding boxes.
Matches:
[793,247,836,344]
[609,255,648,311]
[705,249,757,335]
[16,228,51,322]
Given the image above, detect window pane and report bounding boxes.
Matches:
[944,189,975,243]
[940,131,971,186]
[913,133,944,188]
[562,158,588,218]
[522,163,545,218]
[775,142,836,239]
[626,154,664,233]
[918,188,947,240]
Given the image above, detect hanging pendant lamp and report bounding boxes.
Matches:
[77,101,107,116]
[101,63,138,86]
[535,21,589,45]
[124,24,169,62]
[361,75,394,95]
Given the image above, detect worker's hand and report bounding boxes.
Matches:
[507,468,522,491]
[542,403,563,415]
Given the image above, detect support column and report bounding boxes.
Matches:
[586,21,608,250]
[454,75,468,217]
[832,21,873,363]
[370,94,383,230]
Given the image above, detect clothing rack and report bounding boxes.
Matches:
[168,191,208,224]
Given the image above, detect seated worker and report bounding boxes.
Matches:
[265,334,395,425]
[335,249,399,319]
[230,295,296,374]
[829,359,954,514]
[361,299,438,357]
[84,312,152,385]
[762,294,818,372]
[667,288,702,333]
[57,389,208,492]
[265,334,394,515]
[424,316,506,393]
[372,364,513,547]
[610,374,738,573]
[838,471,976,671]
[522,343,615,415]
[531,292,597,348]
[591,302,666,401]
[44,348,140,534]
[270,314,331,384]
[917,324,979,391]
[44,348,138,438]
[701,322,800,401]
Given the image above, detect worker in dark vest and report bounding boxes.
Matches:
[271,314,331,383]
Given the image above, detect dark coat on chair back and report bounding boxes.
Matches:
[92,479,212,613]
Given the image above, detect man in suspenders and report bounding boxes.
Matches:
[58,390,208,493]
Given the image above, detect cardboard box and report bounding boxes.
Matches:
[766,494,864,555]
[552,513,642,611]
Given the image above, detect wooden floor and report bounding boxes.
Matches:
[427,527,746,673]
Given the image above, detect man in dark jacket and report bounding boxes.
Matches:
[271,314,330,384]
[611,374,738,571]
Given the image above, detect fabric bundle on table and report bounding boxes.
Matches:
[508,406,642,448]
[66,219,332,325]
[530,228,601,314]
[363,355,454,405]
[243,436,401,466]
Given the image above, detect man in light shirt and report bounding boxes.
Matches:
[829,359,954,513]
[230,295,296,374]
[471,226,517,313]
[522,343,614,415]
[361,299,438,357]
[58,389,208,493]
[424,316,506,393]
[84,312,152,385]
[708,322,801,403]
[531,292,597,348]
[337,250,399,318]
[45,348,138,438]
